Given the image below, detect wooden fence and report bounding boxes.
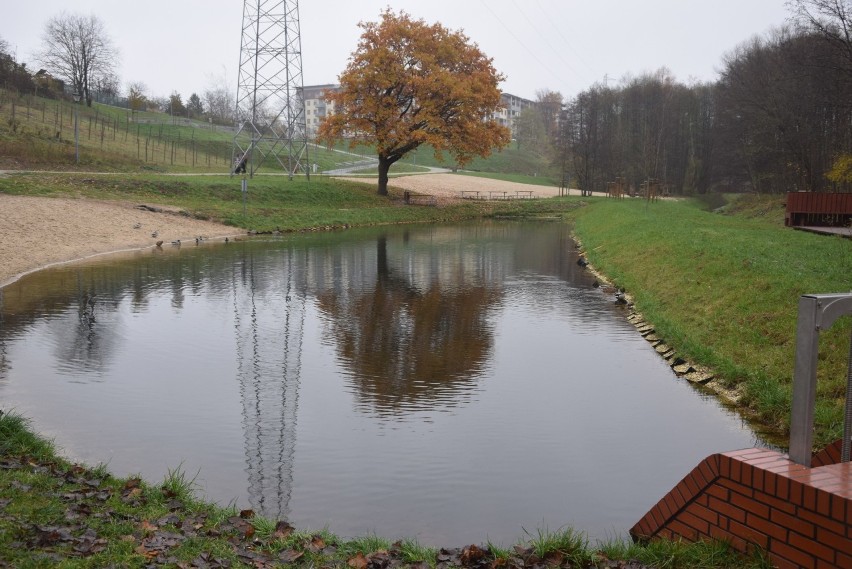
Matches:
[785,192,852,227]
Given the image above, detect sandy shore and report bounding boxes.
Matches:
[0,195,239,287]
[0,173,586,287]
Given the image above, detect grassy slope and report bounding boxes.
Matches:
[0,91,555,178]
[0,93,395,174]
[571,195,851,447]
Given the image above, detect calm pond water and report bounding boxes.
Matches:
[0,221,766,546]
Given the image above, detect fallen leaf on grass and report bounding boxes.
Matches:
[278,548,305,563]
[272,520,294,540]
[31,525,74,546]
[461,544,486,565]
[348,551,368,569]
[156,513,181,527]
[135,544,159,560]
[72,536,108,556]
[307,534,326,552]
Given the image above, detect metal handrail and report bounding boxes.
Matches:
[788,293,852,466]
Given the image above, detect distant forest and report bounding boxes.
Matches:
[530,4,852,196]
[550,29,852,195]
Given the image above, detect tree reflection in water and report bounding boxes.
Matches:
[317,233,503,417]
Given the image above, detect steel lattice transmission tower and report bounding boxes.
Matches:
[232,0,309,179]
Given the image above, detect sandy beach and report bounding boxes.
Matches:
[0,194,239,287]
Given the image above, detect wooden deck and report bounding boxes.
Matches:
[793,226,852,238]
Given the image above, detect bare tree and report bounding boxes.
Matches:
[788,0,852,73]
[92,71,119,103]
[203,69,235,126]
[535,89,564,140]
[514,106,548,153]
[37,12,119,107]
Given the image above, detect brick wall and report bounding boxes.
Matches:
[630,442,851,568]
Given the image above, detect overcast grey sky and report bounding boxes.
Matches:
[4,1,793,101]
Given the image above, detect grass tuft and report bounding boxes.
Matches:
[523,526,591,566]
[159,463,201,503]
[0,410,55,460]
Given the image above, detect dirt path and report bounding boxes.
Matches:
[338,172,591,201]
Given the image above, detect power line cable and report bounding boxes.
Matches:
[531,0,597,77]
[476,0,568,92]
[509,0,582,80]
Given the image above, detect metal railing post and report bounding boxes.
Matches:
[788,293,852,466]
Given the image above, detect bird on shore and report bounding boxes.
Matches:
[225,237,229,243]
[151,230,159,238]
[577,256,589,268]
[133,222,141,229]
[171,239,181,247]
[155,240,163,248]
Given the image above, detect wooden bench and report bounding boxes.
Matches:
[515,190,535,199]
[459,190,482,200]
[785,192,852,227]
[403,190,437,206]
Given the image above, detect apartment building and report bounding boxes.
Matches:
[301,84,338,137]
[299,84,534,139]
[494,93,535,139]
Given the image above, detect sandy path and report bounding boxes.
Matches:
[339,172,587,201]
[0,195,239,287]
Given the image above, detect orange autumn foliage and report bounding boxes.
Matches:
[316,9,511,195]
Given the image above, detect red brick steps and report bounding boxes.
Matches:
[630,441,851,568]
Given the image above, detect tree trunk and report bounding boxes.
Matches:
[377,156,392,196]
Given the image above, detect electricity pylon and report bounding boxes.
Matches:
[232,0,309,179]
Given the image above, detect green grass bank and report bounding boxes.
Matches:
[0,172,572,233]
[571,195,851,448]
[0,411,771,568]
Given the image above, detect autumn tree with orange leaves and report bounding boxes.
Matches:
[317,9,511,196]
